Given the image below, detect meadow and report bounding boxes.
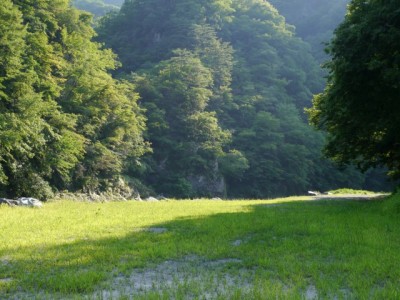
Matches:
[1,195,400,299]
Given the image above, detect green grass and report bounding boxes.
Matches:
[327,188,381,195]
[1,195,400,299]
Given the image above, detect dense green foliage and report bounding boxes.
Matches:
[72,0,122,17]
[134,49,233,197]
[0,0,393,199]
[269,0,349,62]
[308,0,400,178]
[97,0,390,197]
[0,0,147,199]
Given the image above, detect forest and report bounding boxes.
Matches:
[0,0,395,200]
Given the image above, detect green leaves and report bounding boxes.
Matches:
[0,0,81,198]
[218,150,249,179]
[132,48,233,196]
[308,0,400,177]
[0,0,148,198]
[94,0,393,197]
[72,0,120,17]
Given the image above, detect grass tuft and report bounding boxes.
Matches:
[327,188,380,195]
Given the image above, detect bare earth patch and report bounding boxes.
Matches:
[0,278,13,284]
[306,285,318,299]
[92,256,253,299]
[89,256,331,299]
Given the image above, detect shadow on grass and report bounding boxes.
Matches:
[1,199,400,298]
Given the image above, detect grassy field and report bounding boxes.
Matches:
[1,195,400,299]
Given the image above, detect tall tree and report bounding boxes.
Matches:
[0,0,86,199]
[0,0,148,199]
[134,50,232,197]
[190,24,234,116]
[308,0,400,177]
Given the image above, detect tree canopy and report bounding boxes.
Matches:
[72,0,122,17]
[0,0,392,200]
[308,0,400,178]
[269,0,349,62]
[96,0,391,197]
[0,0,148,199]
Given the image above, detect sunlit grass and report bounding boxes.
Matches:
[1,195,400,299]
[327,188,384,195]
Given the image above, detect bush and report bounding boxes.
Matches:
[12,172,54,201]
[158,177,193,199]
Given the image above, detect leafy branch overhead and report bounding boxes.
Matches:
[308,0,400,178]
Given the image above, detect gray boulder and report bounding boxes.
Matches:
[0,198,17,206]
[17,197,43,207]
[0,197,43,207]
[144,197,159,202]
[211,197,222,201]
[308,191,321,196]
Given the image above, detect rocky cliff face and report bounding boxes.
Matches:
[188,174,226,198]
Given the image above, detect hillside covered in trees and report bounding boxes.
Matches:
[269,0,349,62]
[0,0,148,199]
[95,0,391,197]
[72,0,123,17]
[0,0,392,200]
